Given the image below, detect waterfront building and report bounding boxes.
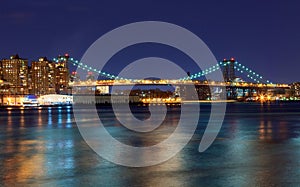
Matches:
[1,54,29,95]
[30,57,56,95]
[291,82,300,97]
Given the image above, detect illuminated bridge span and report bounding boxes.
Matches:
[59,55,290,100]
[53,57,273,84]
[70,79,289,89]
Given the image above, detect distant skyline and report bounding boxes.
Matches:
[1,0,300,83]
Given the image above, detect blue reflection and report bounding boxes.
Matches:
[66,113,72,128]
[48,115,52,126]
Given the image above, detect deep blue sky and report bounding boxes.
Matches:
[1,0,299,83]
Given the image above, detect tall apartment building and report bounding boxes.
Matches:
[30,57,56,95]
[0,54,72,96]
[1,54,29,95]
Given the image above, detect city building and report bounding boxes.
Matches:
[1,54,29,95]
[29,57,56,95]
[291,82,300,96]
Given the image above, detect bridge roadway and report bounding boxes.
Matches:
[70,80,290,89]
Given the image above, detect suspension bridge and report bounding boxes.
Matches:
[53,56,287,86]
[53,55,290,101]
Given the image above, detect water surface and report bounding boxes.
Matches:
[1,103,300,186]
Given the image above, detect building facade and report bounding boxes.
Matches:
[1,54,29,95]
[30,57,56,95]
[291,82,300,97]
[0,54,72,97]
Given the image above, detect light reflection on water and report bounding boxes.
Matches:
[0,103,300,186]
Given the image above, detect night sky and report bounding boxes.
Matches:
[1,0,300,83]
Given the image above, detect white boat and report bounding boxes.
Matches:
[22,95,39,107]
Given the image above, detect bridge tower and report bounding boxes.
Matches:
[222,58,236,82]
[55,54,70,94]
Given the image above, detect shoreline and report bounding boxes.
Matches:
[1,100,300,110]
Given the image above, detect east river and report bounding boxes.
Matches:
[1,103,300,186]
